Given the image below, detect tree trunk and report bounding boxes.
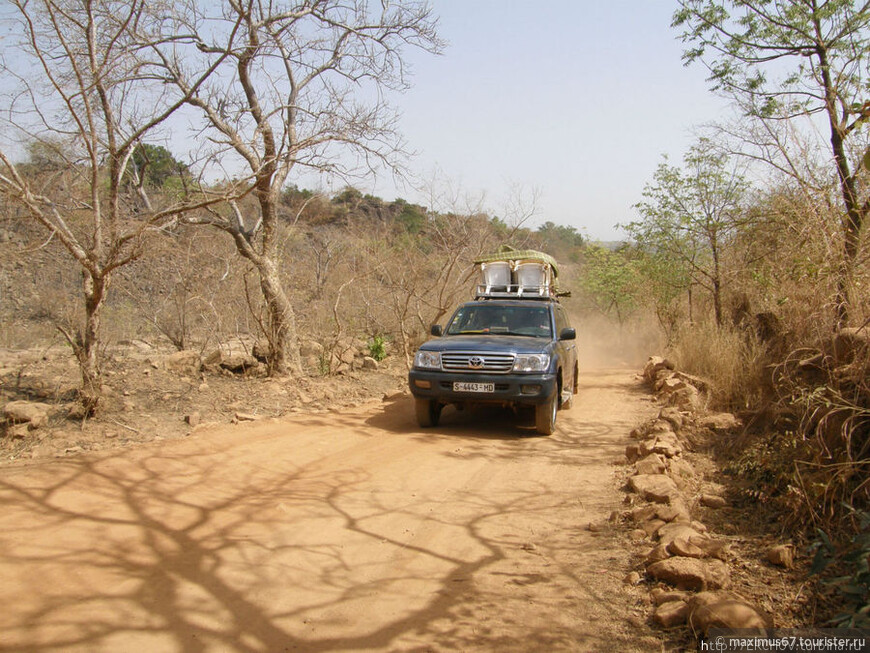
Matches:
[816,37,865,328]
[259,259,302,376]
[76,270,108,413]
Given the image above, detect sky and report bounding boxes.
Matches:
[357,1,733,241]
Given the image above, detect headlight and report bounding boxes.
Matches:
[414,350,442,370]
[512,354,550,372]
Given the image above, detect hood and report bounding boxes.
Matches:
[420,334,551,355]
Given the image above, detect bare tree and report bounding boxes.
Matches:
[0,0,227,412]
[145,0,442,375]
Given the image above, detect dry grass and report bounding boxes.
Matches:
[667,321,770,410]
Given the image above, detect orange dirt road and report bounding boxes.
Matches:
[0,368,661,652]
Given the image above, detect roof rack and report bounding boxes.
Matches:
[473,248,559,300]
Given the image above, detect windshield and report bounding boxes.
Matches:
[446,304,552,338]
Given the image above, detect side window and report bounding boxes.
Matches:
[554,305,569,335]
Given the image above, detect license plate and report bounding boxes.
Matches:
[453,382,494,393]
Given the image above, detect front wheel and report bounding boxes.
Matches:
[534,394,557,435]
[415,398,442,427]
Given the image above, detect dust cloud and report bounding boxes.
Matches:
[569,312,662,370]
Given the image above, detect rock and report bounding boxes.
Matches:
[700,494,728,509]
[668,537,707,558]
[362,356,379,370]
[164,350,202,375]
[654,600,691,628]
[659,406,684,428]
[220,354,259,373]
[3,401,52,428]
[185,412,201,427]
[643,356,675,383]
[638,438,658,458]
[252,339,270,362]
[630,505,658,523]
[7,423,31,439]
[648,419,675,435]
[656,502,691,523]
[688,598,772,635]
[629,474,681,504]
[669,386,702,411]
[635,453,667,475]
[668,458,696,482]
[647,557,730,591]
[234,412,260,421]
[657,523,705,547]
[650,588,692,605]
[690,536,731,561]
[629,529,649,542]
[767,544,795,569]
[625,443,641,463]
[645,543,671,565]
[300,339,325,357]
[699,412,742,433]
[608,510,621,523]
[658,376,688,395]
[382,391,407,402]
[651,432,682,458]
[623,571,642,585]
[642,519,667,537]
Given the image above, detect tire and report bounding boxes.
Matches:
[415,398,441,427]
[534,394,557,435]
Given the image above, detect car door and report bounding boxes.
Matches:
[554,304,577,392]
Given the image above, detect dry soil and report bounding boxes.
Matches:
[0,367,667,652]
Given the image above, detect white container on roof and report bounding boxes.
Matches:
[474,247,558,299]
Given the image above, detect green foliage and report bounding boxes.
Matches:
[393,199,427,234]
[130,143,190,189]
[367,335,388,361]
[625,138,750,326]
[673,1,870,121]
[673,0,870,326]
[578,245,640,324]
[536,221,585,262]
[811,509,870,628]
[283,184,315,203]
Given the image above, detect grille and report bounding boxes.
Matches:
[441,351,515,374]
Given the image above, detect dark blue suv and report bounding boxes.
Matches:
[408,299,578,435]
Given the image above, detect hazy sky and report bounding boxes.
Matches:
[359,1,733,241]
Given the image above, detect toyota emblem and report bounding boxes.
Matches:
[468,356,485,369]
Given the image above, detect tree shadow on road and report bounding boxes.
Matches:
[0,368,659,652]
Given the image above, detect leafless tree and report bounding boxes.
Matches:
[144,0,442,375]
[0,0,229,412]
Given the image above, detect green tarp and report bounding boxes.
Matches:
[473,245,559,278]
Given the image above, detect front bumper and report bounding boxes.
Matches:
[408,369,557,406]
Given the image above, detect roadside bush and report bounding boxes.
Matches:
[667,321,769,410]
[367,336,387,362]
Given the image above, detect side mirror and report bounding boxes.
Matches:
[430,324,443,337]
[559,327,576,341]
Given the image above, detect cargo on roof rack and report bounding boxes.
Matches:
[473,246,559,299]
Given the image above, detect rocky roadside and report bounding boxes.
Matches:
[0,337,406,464]
[616,356,808,646]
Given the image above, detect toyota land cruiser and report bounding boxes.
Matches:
[408,297,578,435]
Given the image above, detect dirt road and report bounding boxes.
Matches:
[0,368,661,652]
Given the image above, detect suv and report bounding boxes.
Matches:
[408,298,578,435]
